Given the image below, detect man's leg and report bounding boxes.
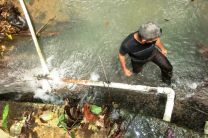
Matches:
[151,49,173,84]
[131,60,145,74]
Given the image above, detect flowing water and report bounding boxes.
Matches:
[0,0,208,136]
[4,0,207,96]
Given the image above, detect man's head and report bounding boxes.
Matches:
[138,22,162,42]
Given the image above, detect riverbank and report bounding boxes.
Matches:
[0,85,207,135]
[0,101,206,137]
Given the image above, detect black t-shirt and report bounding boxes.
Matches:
[119,32,156,60]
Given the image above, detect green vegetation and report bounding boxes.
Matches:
[90,104,102,115]
[2,104,9,130]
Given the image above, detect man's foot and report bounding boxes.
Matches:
[162,77,172,86]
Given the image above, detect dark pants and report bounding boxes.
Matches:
[131,49,173,84]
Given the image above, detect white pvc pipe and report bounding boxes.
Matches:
[63,79,157,92]
[157,87,175,122]
[19,0,49,75]
[205,121,208,135]
[62,79,175,122]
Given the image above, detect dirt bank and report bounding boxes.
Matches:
[0,86,207,134]
[0,101,205,138]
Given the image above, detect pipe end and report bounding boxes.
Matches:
[163,115,171,122]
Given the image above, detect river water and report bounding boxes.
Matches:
[0,0,208,137]
[4,0,207,97]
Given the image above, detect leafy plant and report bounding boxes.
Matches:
[90,105,102,115]
[70,130,75,138]
[2,104,9,130]
[57,114,68,130]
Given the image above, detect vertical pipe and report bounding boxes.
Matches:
[157,87,175,122]
[18,0,49,75]
[205,121,208,135]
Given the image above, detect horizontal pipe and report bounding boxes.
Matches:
[62,78,175,122]
[63,78,157,92]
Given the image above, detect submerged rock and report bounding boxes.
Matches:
[197,43,208,60]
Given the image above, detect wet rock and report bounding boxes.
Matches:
[1,1,27,30]
[197,43,208,60]
[39,111,54,123]
[0,129,13,138]
[188,82,198,90]
[165,128,175,138]
[10,119,25,136]
[0,1,28,42]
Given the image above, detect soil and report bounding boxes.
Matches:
[0,101,110,138]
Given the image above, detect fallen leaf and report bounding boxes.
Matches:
[83,104,98,122]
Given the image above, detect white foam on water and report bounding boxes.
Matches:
[34,88,63,104]
[5,55,88,103]
[67,83,77,90]
[48,69,65,89]
[187,82,198,90]
[16,67,65,104]
[184,92,195,99]
[46,55,55,69]
[90,72,100,81]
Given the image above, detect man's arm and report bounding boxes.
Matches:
[155,38,167,56]
[118,53,132,76]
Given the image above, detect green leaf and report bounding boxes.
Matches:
[57,114,67,130]
[90,105,102,115]
[6,33,13,40]
[70,130,75,138]
[58,114,65,122]
[2,104,9,130]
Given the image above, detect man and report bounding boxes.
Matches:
[118,22,173,84]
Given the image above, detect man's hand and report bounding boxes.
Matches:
[124,69,133,77]
[119,53,133,77]
[161,49,167,56]
[155,38,168,56]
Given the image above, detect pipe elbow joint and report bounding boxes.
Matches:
[157,87,175,100]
